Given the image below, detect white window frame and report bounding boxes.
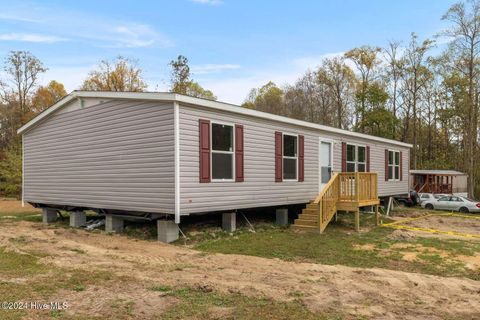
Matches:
[210,121,235,182]
[282,132,298,182]
[346,143,367,172]
[319,138,334,192]
[388,149,400,181]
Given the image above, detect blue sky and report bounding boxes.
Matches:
[0,0,457,104]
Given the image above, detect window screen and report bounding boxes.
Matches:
[283,134,297,180]
[211,123,234,180]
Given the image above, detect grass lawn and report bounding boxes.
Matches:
[185,210,480,281]
[0,201,337,319]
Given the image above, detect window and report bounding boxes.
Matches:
[211,123,234,180]
[283,134,297,180]
[388,150,400,180]
[346,144,366,172]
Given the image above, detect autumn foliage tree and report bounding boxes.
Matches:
[81,56,147,92]
[29,81,67,118]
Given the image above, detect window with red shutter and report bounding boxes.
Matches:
[385,149,389,181]
[199,119,211,183]
[366,146,370,172]
[341,142,347,172]
[275,132,282,182]
[400,151,403,181]
[298,135,304,182]
[235,124,244,182]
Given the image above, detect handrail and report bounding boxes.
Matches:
[314,172,378,233]
[313,173,339,204]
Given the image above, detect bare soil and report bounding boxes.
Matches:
[402,215,480,239]
[1,221,479,319]
[0,200,41,215]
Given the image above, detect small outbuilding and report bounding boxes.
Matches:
[410,169,468,196]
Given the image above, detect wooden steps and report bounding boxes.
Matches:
[292,172,380,234]
[292,201,320,231]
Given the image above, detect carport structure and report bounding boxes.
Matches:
[410,170,467,194]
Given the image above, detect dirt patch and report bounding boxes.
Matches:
[388,229,417,241]
[0,221,479,319]
[0,200,41,215]
[399,215,480,240]
[48,283,177,319]
[457,255,480,271]
[353,244,376,251]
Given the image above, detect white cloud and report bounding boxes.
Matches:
[199,69,302,104]
[189,0,223,5]
[0,13,42,23]
[39,66,93,92]
[199,51,355,104]
[0,33,67,43]
[107,24,172,48]
[0,4,172,49]
[191,64,240,74]
[293,51,347,70]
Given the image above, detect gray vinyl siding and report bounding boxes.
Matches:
[23,99,175,213]
[179,104,409,214]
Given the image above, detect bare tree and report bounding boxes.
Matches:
[2,51,47,118]
[441,0,480,196]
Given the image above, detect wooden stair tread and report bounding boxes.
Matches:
[293,172,379,233]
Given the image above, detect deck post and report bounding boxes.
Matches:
[355,208,360,232]
[42,208,57,223]
[375,205,379,226]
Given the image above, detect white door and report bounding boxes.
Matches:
[319,140,333,190]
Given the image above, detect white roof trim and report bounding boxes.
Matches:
[18,91,413,148]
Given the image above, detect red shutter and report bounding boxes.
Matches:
[341,142,347,172]
[366,146,370,172]
[235,124,244,182]
[275,131,283,182]
[385,149,389,181]
[298,135,304,182]
[199,119,211,183]
[400,151,403,181]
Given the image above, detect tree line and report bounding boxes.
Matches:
[0,54,214,197]
[244,1,480,197]
[1,0,480,198]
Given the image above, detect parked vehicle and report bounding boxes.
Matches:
[394,190,420,207]
[421,195,480,213]
[418,193,449,205]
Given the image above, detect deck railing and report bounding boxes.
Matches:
[313,172,378,233]
[338,172,378,202]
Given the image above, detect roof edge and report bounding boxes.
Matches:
[18,91,413,148]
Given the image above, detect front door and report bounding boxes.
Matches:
[319,140,332,191]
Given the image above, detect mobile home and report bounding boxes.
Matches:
[18,91,412,241]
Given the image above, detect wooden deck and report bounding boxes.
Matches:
[293,172,380,233]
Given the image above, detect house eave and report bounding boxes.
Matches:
[17,90,413,148]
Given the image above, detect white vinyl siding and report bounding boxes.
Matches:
[179,104,411,215]
[23,100,175,213]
